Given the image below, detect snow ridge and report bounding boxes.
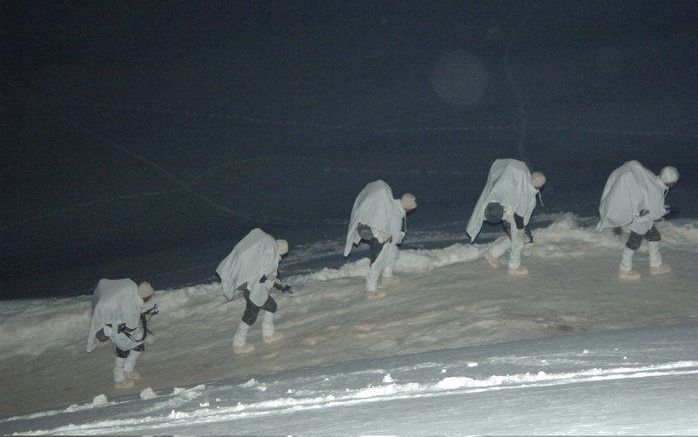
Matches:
[12,360,698,435]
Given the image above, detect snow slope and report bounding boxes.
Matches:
[4,324,698,435]
[1,214,697,433]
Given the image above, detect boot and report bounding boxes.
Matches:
[262,311,283,344]
[263,331,285,344]
[381,275,399,286]
[233,322,254,354]
[123,350,141,379]
[114,378,135,390]
[233,343,255,354]
[619,268,641,281]
[648,242,670,275]
[484,250,502,269]
[366,288,386,300]
[508,264,529,276]
[124,370,141,380]
[650,263,672,275]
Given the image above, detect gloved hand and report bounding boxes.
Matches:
[260,274,277,287]
[273,281,293,294]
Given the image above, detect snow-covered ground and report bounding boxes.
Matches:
[1,213,698,434]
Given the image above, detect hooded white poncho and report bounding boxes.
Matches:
[344,180,406,257]
[596,160,667,233]
[466,159,539,242]
[86,278,150,353]
[216,228,281,302]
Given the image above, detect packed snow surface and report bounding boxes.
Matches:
[1,214,697,434]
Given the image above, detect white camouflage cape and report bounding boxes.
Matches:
[466,159,539,242]
[344,180,406,257]
[86,278,152,352]
[216,228,281,301]
[596,160,667,232]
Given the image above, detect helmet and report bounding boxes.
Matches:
[137,281,154,299]
[400,193,417,211]
[530,172,546,188]
[659,166,679,186]
[484,202,504,224]
[276,239,289,256]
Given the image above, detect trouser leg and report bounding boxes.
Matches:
[113,357,126,382]
[124,349,141,373]
[508,228,524,269]
[367,242,397,291]
[647,241,662,268]
[233,322,250,348]
[489,236,511,258]
[379,243,398,279]
[620,247,635,272]
[261,310,274,338]
[368,238,384,264]
[645,226,662,268]
[621,229,646,272]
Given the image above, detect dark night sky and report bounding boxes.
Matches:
[2,1,697,299]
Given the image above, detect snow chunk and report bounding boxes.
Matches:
[140,388,157,400]
[240,378,267,391]
[467,362,478,368]
[92,394,108,406]
[172,385,205,399]
[169,409,190,419]
[382,374,395,383]
[240,378,257,388]
[436,377,477,390]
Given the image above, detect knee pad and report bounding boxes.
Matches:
[368,239,384,264]
[133,344,145,353]
[645,226,661,242]
[262,296,278,313]
[242,300,261,325]
[115,347,129,358]
[626,232,643,250]
[357,224,374,241]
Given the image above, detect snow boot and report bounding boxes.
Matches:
[381,275,399,286]
[366,288,386,300]
[233,343,255,354]
[263,331,284,344]
[233,322,255,354]
[650,263,672,275]
[619,268,641,281]
[484,250,502,269]
[124,370,141,381]
[114,378,135,390]
[508,264,529,276]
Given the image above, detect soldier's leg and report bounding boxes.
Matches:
[123,344,144,380]
[113,347,134,389]
[233,290,260,353]
[646,226,671,274]
[619,231,642,280]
